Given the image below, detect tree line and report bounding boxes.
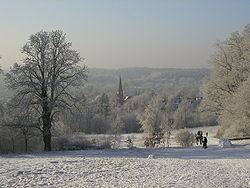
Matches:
[0,24,249,153]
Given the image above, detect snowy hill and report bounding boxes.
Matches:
[0,144,249,187]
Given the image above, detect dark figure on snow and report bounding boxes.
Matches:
[126,137,133,148]
[202,136,208,149]
[196,130,203,145]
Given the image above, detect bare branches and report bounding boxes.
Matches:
[5,30,87,151]
[6,30,87,111]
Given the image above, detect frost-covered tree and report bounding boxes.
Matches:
[5,30,87,151]
[202,24,250,115]
[218,76,250,137]
[202,24,250,137]
[140,96,164,134]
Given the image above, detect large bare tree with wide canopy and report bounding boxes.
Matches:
[5,30,87,151]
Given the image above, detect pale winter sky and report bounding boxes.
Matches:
[0,0,249,69]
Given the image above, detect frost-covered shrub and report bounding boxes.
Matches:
[107,135,121,149]
[144,132,164,148]
[144,137,155,148]
[53,134,113,151]
[54,135,91,150]
[175,129,195,147]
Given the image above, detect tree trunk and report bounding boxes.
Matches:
[11,136,15,153]
[42,106,52,151]
[43,127,52,151]
[24,136,28,152]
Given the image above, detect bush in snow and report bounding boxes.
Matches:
[175,129,195,147]
[53,134,113,151]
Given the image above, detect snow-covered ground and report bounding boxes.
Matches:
[0,144,250,188]
[1,126,250,188]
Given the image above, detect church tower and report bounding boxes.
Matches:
[117,76,124,106]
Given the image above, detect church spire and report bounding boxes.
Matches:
[117,76,124,106]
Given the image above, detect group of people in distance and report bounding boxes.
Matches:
[195,130,208,149]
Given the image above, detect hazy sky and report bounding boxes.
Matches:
[0,0,249,69]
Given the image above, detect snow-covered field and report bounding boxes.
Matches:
[0,144,250,188]
[1,126,250,188]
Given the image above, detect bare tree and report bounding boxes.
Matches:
[5,30,87,151]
